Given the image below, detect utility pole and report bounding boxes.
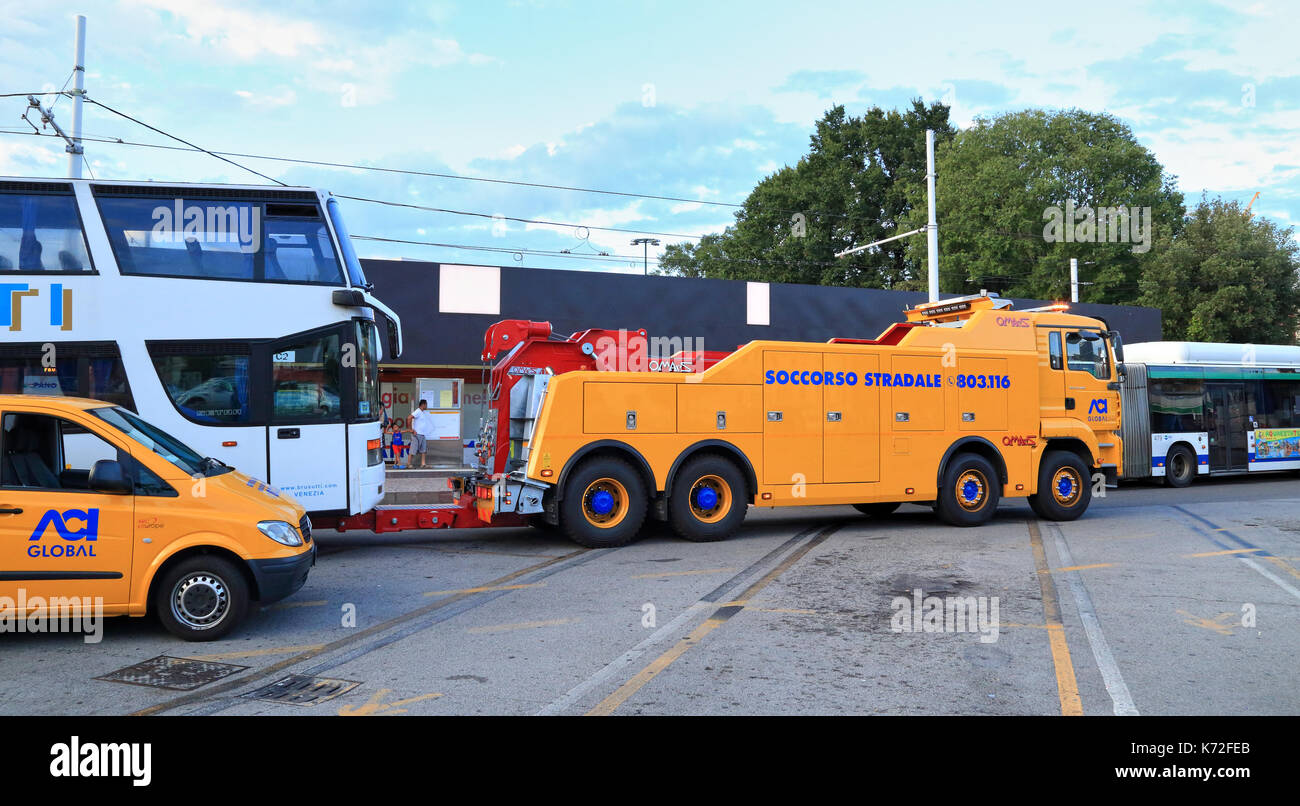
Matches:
[1070,257,1078,303]
[68,14,86,178]
[834,128,941,302]
[925,128,939,303]
[630,237,659,275]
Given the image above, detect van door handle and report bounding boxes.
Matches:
[0,507,22,514]
[277,428,301,439]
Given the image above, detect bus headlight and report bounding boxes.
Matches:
[258,520,304,547]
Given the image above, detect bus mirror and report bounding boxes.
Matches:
[89,459,133,495]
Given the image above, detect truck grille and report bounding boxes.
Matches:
[298,515,313,544]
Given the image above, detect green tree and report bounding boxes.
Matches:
[899,108,1185,302]
[658,100,953,286]
[1139,196,1300,344]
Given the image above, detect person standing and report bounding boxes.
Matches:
[408,399,433,469]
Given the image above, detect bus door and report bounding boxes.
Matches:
[265,332,350,512]
[1205,383,1249,471]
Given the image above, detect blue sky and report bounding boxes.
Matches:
[1,0,1295,273]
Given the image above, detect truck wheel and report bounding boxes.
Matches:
[154,555,250,641]
[1031,450,1092,521]
[853,502,900,517]
[1164,445,1196,488]
[560,457,647,548]
[936,454,1000,526]
[669,454,748,542]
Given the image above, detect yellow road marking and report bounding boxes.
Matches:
[188,644,326,661]
[587,526,838,716]
[1264,556,1300,582]
[631,567,736,579]
[1184,548,1263,558]
[1027,521,1083,716]
[265,600,328,610]
[338,688,443,716]
[1176,609,1237,635]
[467,618,576,634]
[423,582,545,597]
[1041,562,1114,573]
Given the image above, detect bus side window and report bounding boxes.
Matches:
[1049,332,1063,370]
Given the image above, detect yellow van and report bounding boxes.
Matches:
[0,395,315,640]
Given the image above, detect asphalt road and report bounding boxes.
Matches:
[2,475,1297,716]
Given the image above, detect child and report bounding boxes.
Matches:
[390,424,409,469]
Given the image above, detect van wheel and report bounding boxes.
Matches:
[560,457,647,548]
[155,556,250,641]
[853,502,900,517]
[1164,445,1195,488]
[1031,450,1092,521]
[669,455,748,542]
[936,454,1000,526]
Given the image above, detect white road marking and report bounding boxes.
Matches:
[1046,522,1140,716]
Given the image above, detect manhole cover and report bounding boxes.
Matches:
[95,656,248,691]
[242,674,361,706]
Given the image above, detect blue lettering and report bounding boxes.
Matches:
[29,509,100,542]
[846,372,857,386]
[765,370,775,384]
[801,371,810,385]
[811,371,822,385]
[776,371,788,384]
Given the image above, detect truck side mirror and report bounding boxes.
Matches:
[89,459,133,495]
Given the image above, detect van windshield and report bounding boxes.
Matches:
[91,406,231,477]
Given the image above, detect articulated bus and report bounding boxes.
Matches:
[0,177,402,517]
[1119,341,1300,486]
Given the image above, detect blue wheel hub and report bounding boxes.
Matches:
[589,489,615,515]
[962,480,980,502]
[1058,476,1073,498]
[695,486,718,510]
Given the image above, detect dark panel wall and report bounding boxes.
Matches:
[362,259,1163,366]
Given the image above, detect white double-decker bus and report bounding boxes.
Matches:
[0,177,402,516]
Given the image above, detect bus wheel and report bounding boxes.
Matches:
[937,454,1000,526]
[1031,450,1092,521]
[669,454,748,542]
[155,556,250,641]
[853,502,900,517]
[560,457,647,548]
[1164,445,1196,488]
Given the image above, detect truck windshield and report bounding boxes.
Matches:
[91,406,231,477]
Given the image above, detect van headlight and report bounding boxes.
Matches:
[258,520,304,547]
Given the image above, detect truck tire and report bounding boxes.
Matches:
[1030,450,1092,521]
[853,502,900,517]
[668,454,748,542]
[936,454,1001,527]
[560,457,647,548]
[154,555,250,641]
[1164,444,1196,488]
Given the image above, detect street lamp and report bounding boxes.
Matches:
[630,238,660,275]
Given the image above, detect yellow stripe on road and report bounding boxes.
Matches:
[1040,563,1115,573]
[1027,520,1083,716]
[188,644,326,661]
[587,525,839,716]
[467,618,576,634]
[630,567,736,579]
[423,582,545,597]
[1184,548,1263,558]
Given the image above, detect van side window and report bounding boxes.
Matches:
[1,412,121,491]
[1049,332,1063,370]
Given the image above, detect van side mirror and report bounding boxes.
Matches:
[89,459,133,495]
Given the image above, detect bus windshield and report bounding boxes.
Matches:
[327,197,368,289]
[91,406,231,477]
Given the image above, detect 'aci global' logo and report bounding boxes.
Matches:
[1089,399,1109,414]
[28,509,99,558]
